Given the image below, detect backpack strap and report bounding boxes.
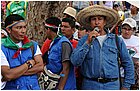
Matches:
[30,41,34,59]
[115,34,122,89]
[115,34,120,55]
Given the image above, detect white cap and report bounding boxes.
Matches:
[122,18,137,28]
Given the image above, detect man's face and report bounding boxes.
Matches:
[90,16,106,32]
[7,21,26,43]
[61,22,74,39]
[121,24,134,39]
[45,27,52,40]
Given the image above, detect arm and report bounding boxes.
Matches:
[1,50,34,81]
[23,54,44,75]
[57,42,71,90]
[70,35,90,66]
[23,45,44,75]
[2,63,28,81]
[119,37,135,89]
[57,61,70,90]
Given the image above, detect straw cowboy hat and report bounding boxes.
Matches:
[77,5,120,28]
[63,7,77,20]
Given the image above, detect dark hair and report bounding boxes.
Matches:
[62,18,75,28]
[63,13,76,22]
[5,14,24,28]
[45,17,61,33]
[113,4,119,8]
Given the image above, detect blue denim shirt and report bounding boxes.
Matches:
[70,33,135,89]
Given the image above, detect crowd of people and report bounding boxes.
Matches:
[1,1,139,90]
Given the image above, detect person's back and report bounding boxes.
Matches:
[43,17,76,90]
[47,36,76,89]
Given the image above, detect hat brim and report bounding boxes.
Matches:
[77,5,119,28]
[122,22,134,28]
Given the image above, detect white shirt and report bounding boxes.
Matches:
[1,50,9,89]
[16,41,42,56]
[120,35,139,58]
[97,35,107,47]
[120,35,139,77]
[73,29,79,40]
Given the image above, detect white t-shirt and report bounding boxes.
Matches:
[120,35,139,77]
[120,35,139,58]
[97,35,107,47]
[1,50,9,89]
[73,29,79,40]
[1,42,42,89]
[16,41,42,56]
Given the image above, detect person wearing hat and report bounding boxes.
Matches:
[124,1,139,34]
[63,7,79,40]
[70,5,135,90]
[120,18,139,90]
[1,14,44,90]
[43,17,76,90]
[63,7,77,21]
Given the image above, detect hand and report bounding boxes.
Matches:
[86,30,100,44]
[27,59,35,66]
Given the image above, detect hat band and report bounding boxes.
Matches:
[6,20,25,28]
[45,23,58,29]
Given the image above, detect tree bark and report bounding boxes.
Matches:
[26,1,69,47]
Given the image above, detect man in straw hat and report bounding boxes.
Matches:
[63,7,79,40]
[70,5,135,90]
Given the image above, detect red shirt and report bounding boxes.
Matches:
[41,38,52,55]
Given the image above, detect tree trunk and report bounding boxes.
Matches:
[26,1,69,47]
